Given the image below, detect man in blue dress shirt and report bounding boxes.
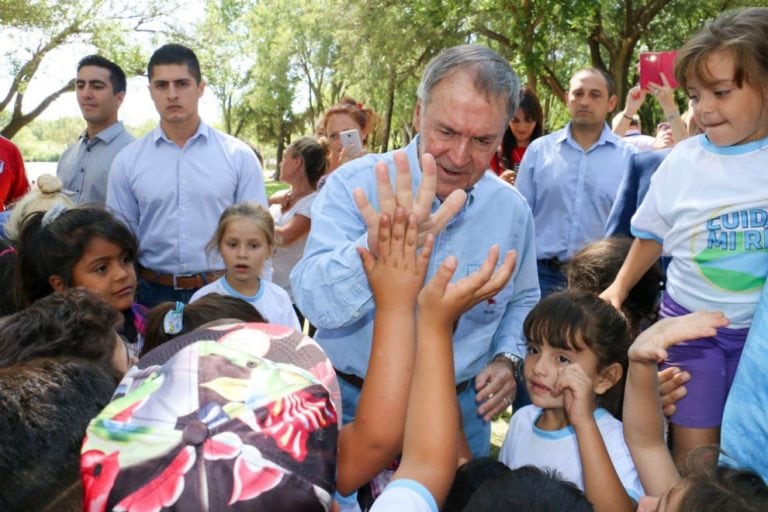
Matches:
[517,68,635,297]
[57,55,135,205]
[291,45,540,457]
[107,44,266,306]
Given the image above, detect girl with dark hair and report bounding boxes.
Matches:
[16,206,147,351]
[142,293,265,356]
[499,290,642,512]
[490,86,544,185]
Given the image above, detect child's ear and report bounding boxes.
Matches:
[594,362,623,395]
[48,275,67,292]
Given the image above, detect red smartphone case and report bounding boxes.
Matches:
[639,51,679,89]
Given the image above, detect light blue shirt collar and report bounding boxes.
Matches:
[700,133,768,155]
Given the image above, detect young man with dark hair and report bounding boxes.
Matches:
[107,43,267,306]
[57,54,135,204]
[516,67,636,297]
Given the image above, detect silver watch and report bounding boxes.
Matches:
[492,352,523,382]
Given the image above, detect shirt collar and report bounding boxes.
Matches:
[560,122,620,152]
[81,121,126,146]
[152,119,208,146]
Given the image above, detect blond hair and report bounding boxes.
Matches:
[6,174,75,241]
[206,202,275,256]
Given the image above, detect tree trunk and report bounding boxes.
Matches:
[1,78,75,139]
[381,69,396,153]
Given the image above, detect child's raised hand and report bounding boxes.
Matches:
[554,364,596,428]
[358,206,433,310]
[599,282,627,311]
[417,245,516,326]
[628,311,729,364]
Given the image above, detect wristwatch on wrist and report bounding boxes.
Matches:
[492,352,523,382]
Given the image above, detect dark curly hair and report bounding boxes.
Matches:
[0,288,122,379]
[0,357,115,511]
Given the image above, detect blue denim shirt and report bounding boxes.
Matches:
[290,136,540,382]
[107,121,267,274]
[517,123,635,260]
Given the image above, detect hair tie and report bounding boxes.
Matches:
[41,203,69,227]
[163,302,185,335]
[0,247,16,257]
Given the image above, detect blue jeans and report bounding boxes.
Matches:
[537,261,567,299]
[338,373,491,457]
[136,277,196,308]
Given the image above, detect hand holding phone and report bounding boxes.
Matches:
[340,129,363,155]
[639,51,679,89]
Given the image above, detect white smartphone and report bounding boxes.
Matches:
[340,128,363,154]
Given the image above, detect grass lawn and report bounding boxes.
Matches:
[266,180,288,197]
[490,409,512,459]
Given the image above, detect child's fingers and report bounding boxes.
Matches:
[416,233,434,272]
[640,311,728,352]
[473,250,516,302]
[403,212,420,262]
[425,255,458,296]
[377,213,392,260]
[389,207,408,260]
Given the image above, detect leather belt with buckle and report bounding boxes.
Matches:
[138,266,225,291]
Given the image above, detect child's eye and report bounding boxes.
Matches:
[526,345,540,356]
[714,89,732,98]
[226,242,237,248]
[250,243,260,249]
[94,265,108,274]
[556,354,571,364]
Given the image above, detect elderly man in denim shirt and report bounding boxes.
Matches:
[291,45,540,458]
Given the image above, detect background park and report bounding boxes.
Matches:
[3,0,767,186]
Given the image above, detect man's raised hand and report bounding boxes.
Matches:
[354,151,467,256]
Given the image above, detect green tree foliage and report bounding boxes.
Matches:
[197,0,758,151]
[0,0,173,139]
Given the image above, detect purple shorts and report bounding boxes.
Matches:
[658,294,748,429]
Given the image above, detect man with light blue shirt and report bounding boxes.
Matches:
[57,55,134,204]
[517,68,635,297]
[107,44,266,306]
[291,45,540,458]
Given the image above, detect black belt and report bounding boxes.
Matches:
[335,368,471,395]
